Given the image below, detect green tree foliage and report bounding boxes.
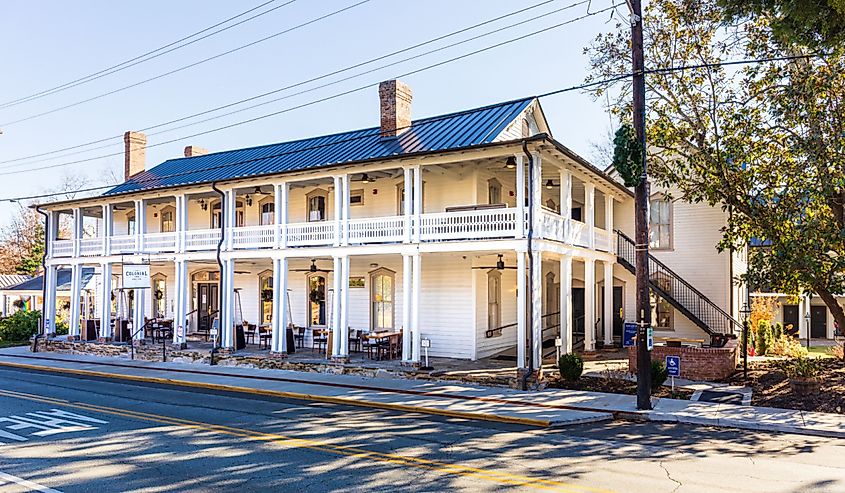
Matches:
[718,0,845,49]
[612,123,645,187]
[585,0,845,343]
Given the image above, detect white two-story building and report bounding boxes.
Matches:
[37,80,745,370]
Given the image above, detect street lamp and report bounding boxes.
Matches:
[739,302,751,380]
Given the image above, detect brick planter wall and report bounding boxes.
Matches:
[627,339,739,382]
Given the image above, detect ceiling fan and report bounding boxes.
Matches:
[291,259,333,273]
[471,254,517,271]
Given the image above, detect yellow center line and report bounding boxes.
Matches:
[0,388,617,493]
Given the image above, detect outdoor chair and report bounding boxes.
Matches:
[348,329,362,352]
[293,325,306,348]
[312,328,328,351]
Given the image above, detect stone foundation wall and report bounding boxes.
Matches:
[627,339,739,382]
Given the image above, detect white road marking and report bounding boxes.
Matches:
[0,408,108,443]
[0,472,64,493]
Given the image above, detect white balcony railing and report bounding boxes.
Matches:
[347,216,406,244]
[144,232,177,253]
[287,221,335,247]
[111,235,135,254]
[231,225,275,249]
[594,227,613,253]
[79,238,103,257]
[185,229,221,251]
[52,240,73,258]
[418,208,518,241]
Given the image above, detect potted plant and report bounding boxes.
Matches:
[782,357,822,395]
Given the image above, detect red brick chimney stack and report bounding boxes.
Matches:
[123,131,146,180]
[184,145,209,158]
[378,79,412,138]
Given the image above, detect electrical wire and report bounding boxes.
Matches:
[0,0,370,127]
[0,0,289,109]
[0,0,568,167]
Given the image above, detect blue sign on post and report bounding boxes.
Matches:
[623,322,638,347]
[666,355,681,377]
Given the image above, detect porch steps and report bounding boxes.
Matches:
[615,231,742,344]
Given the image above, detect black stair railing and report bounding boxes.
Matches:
[616,230,742,340]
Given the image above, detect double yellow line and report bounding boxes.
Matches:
[0,387,615,493]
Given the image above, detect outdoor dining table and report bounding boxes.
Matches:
[364,331,402,360]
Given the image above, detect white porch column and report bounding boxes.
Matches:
[132,286,146,342]
[403,167,412,243]
[271,257,288,353]
[560,169,572,220]
[342,174,351,246]
[603,260,614,346]
[411,253,422,363]
[530,250,543,368]
[102,204,113,256]
[339,255,350,357]
[515,155,525,238]
[401,253,412,361]
[135,200,147,253]
[333,176,343,246]
[46,211,59,258]
[585,183,595,249]
[277,182,289,248]
[173,260,188,346]
[44,265,58,334]
[175,194,186,253]
[584,258,596,351]
[224,190,235,251]
[68,263,82,338]
[72,208,82,257]
[220,258,235,348]
[560,254,573,354]
[605,194,614,239]
[413,166,422,243]
[516,251,527,369]
[331,256,343,357]
[100,263,112,339]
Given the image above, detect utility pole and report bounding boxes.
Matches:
[629,0,652,410]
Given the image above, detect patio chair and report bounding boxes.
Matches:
[348,328,362,352]
[293,325,306,348]
[312,328,328,351]
[362,332,379,359]
[244,324,257,345]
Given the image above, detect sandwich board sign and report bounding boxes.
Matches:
[122,264,150,289]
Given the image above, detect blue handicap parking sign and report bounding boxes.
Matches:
[665,355,681,377]
[623,322,637,347]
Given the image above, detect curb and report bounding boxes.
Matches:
[0,360,584,428]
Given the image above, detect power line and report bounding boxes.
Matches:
[0,0,371,127]
[0,0,289,109]
[1,3,621,204]
[0,0,567,167]
[0,0,609,175]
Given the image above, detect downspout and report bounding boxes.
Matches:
[210,182,226,365]
[521,141,535,390]
[33,205,50,353]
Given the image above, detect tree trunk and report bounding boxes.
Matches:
[814,285,845,351]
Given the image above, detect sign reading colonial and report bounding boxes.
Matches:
[122,264,150,289]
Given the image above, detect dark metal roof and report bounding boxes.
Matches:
[106,98,535,196]
[5,268,95,292]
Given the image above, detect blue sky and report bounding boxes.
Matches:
[0,0,620,222]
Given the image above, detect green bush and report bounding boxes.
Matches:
[772,323,783,339]
[558,353,584,381]
[55,321,68,336]
[651,360,668,389]
[779,356,822,379]
[756,320,774,356]
[0,310,41,342]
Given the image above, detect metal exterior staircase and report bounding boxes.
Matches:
[616,230,741,345]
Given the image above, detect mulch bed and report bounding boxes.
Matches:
[728,358,845,414]
[547,375,692,400]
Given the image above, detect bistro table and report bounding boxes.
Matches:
[364,331,402,360]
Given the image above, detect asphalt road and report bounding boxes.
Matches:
[0,367,843,493]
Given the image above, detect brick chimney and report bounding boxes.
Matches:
[379,79,412,138]
[184,145,209,158]
[123,131,146,180]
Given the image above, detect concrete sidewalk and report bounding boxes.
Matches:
[1,346,844,438]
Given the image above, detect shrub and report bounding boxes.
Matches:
[0,310,41,342]
[651,360,668,389]
[756,320,774,356]
[558,353,584,382]
[55,321,69,336]
[828,344,844,361]
[779,356,822,379]
[769,334,808,358]
[772,323,783,339]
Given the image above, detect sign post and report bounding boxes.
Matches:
[420,338,432,370]
[666,355,680,393]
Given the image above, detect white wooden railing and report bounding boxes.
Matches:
[287,221,335,247]
[418,208,518,241]
[52,240,73,258]
[111,235,135,254]
[49,209,614,258]
[347,216,406,244]
[231,225,275,249]
[185,229,221,251]
[144,232,177,253]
